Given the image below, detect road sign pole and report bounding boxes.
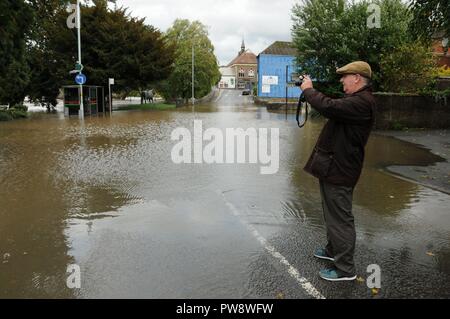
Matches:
[77,0,84,119]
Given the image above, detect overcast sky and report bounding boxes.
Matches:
[116,0,298,66]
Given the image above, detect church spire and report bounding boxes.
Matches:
[239,39,246,55]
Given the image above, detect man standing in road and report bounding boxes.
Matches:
[300,61,376,281]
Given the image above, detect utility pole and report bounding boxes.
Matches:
[192,44,195,106]
[77,0,84,119]
[285,65,288,119]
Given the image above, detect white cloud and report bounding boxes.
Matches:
[115,0,297,65]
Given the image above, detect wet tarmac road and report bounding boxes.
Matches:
[0,90,449,298]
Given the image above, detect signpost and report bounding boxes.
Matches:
[76,0,83,119]
[75,73,86,85]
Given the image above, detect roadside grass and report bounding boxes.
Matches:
[116,103,176,111]
[0,106,28,121]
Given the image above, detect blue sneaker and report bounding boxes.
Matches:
[314,248,335,261]
[319,268,356,281]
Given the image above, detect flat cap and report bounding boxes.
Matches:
[336,61,372,79]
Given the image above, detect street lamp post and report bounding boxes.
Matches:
[76,0,84,119]
[192,44,195,107]
[66,1,84,119]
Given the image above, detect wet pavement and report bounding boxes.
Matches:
[0,90,449,298]
[377,130,450,194]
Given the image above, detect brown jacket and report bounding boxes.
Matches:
[303,85,376,187]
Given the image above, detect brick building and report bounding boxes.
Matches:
[431,32,450,67]
[225,41,257,90]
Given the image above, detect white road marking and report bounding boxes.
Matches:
[213,89,224,103]
[219,191,325,299]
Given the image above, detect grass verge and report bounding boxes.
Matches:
[0,108,28,121]
[116,103,176,111]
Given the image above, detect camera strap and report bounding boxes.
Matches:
[296,92,308,128]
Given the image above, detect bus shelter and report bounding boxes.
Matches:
[63,86,106,116]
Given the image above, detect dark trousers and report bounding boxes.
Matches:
[319,179,356,276]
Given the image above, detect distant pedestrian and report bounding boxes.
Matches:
[148,89,154,103]
[300,61,376,281]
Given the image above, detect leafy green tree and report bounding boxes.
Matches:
[379,42,438,92]
[291,0,347,86]
[25,0,173,107]
[409,0,450,40]
[80,0,174,96]
[26,0,72,110]
[0,0,34,105]
[291,0,412,93]
[160,19,220,102]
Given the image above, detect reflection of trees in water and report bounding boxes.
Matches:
[54,130,144,220]
[0,115,156,297]
[354,134,444,215]
[287,120,444,218]
[0,131,75,298]
[287,120,328,221]
[60,183,141,220]
[354,168,418,215]
[366,134,445,168]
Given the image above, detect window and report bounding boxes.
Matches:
[248,69,254,77]
[238,68,245,77]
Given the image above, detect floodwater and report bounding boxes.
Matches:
[0,90,449,298]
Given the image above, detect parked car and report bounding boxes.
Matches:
[242,89,251,95]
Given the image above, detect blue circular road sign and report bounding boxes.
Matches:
[75,73,87,85]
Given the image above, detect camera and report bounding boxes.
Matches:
[294,75,305,87]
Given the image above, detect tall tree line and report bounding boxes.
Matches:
[291,0,414,93]
[291,0,445,94]
[0,0,34,106]
[0,0,175,108]
[158,19,221,103]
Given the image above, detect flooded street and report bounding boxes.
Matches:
[1,90,449,298]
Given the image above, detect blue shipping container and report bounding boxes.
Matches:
[257,54,301,98]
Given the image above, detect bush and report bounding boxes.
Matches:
[10,104,28,112]
[292,0,412,91]
[0,105,28,121]
[437,66,450,77]
[0,111,13,121]
[9,108,28,119]
[392,121,408,131]
[379,42,438,93]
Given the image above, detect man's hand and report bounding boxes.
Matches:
[300,75,313,91]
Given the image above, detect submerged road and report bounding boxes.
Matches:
[0,89,449,298]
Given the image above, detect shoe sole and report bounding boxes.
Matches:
[319,274,357,282]
[313,254,335,262]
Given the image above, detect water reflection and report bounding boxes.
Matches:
[0,92,449,298]
[0,119,75,298]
